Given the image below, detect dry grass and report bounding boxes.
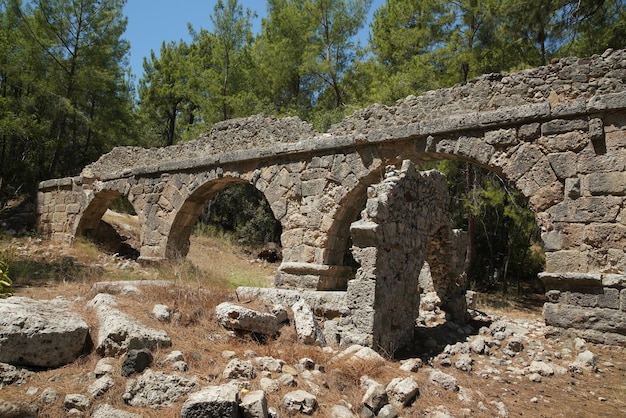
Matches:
[0,231,624,417]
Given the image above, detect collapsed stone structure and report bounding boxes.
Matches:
[37,49,626,349]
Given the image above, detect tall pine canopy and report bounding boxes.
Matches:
[0,0,135,199]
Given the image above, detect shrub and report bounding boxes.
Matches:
[0,260,12,298]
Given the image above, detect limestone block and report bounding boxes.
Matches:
[180,385,240,418]
[282,390,317,415]
[0,297,89,368]
[91,404,142,418]
[597,287,620,309]
[565,177,581,198]
[547,197,622,223]
[518,122,541,141]
[88,294,171,356]
[583,223,626,248]
[547,151,578,179]
[545,250,588,273]
[603,274,626,288]
[215,302,279,336]
[386,377,419,407]
[241,390,268,418]
[292,299,325,346]
[545,125,587,152]
[541,119,589,136]
[346,279,376,309]
[503,143,544,182]
[542,302,626,334]
[586,172,626,195]
[485,128,517,146]
[589,118,605,140]
[362,381,387,413]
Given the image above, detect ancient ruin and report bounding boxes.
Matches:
[37,49,626,350]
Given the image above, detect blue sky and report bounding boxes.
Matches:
[122,0,384,80]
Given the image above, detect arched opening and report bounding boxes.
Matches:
[165,179,282,288]
[75,192,141,259]
[323,156,545,356]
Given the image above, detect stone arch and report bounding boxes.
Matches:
[75,183,143,239]
[164,174,282,259]
[74,184,144,257]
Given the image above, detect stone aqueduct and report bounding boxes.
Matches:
[38,49,626,351]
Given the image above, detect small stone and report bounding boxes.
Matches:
[399,358,422,372]
[282,390,317,415]
[87,375,115,398]
[530,397,538,403]
[121,348,153,377]
[94,357,116,377]
[152,304,170,321]
[64,394,90,412]
[377,404,399,418]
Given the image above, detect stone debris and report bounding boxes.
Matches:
[240,390,269,418]
[282,389,318,415]
[1,260,624,417]
[122,369,199,408]
[292,299,325,346]
[215,302,280,336]
[0,296,89,368]
[87,375,115,398]
[181,384,240,418]
[88,293,172,356]
[91,403,143,418]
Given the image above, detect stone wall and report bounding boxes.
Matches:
[341,162,462,353]
[37,49,626,349]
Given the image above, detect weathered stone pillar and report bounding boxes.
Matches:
[340,162,460,353]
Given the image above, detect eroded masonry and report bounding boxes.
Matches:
[38,49,626,351]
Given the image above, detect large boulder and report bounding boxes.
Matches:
[215,302,280,335]
[181,385,240,418]
[88,293,171,356]
[0,296,89,368]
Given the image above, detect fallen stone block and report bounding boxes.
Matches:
[292,299,325,346]
[241,390,268,418]
[0,296,89,368]
[88,294,171,356]
[180,384,240,418]
[215,302,280,335]
[283,390,317,415]
[123,369,199,408]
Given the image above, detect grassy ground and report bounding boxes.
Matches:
[0,227,624,417]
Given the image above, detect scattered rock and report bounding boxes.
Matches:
[181,384,240,418]
[87,375,115,398]
[223,358,256,380]
[153,304,170,322]
[283,390,318,415]
[0,399,39,418]
[89,293,171,356]
[91,403,143,418]
[123,369,199,408]
[64,393,90,412]
[94,358,116,377]
[241,390,269,418]
[121,348,153,377]
[0,297,89,367]
[292,299,325,346]
[429,369,459,392]
[361,380,387,413]
[215,302,280,336]
[386,376,419,407]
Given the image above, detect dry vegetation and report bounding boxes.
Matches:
[0,226,624,417]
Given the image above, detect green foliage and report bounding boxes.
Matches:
[433,161,545,294]
[0,259,12,298]
[195,183,281,247]
[0,0,136,202]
